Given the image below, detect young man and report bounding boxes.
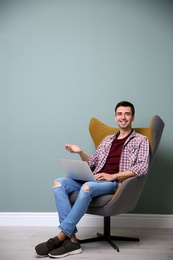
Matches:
[35,101,150,258]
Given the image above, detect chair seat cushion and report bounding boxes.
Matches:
[69,192,114,208]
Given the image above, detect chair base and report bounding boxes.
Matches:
[79,233,139,252]
[79,216,140,252]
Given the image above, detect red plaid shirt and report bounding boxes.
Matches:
[88,130,150,178]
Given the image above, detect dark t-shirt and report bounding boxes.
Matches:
[99,131,132,174]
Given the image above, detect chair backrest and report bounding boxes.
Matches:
[88,115,165,215]
[89,115,164,169]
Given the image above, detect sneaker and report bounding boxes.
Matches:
[35,236,62,256]
[48,239,82,258]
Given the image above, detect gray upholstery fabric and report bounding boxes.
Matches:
[150,115,165,167]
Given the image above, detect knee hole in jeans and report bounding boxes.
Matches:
[82,184,89,192]
[53,181,62,188]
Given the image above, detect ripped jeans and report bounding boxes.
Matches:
[53,177,118,237]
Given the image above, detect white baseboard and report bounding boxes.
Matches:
[0,213,173,229]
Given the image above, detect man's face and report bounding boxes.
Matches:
[115,106,134,130]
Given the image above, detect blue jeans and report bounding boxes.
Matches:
[53,177,118,237]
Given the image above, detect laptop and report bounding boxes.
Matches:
[58,159,96,182]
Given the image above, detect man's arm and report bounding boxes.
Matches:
[113,170,135,181]
[65,144,89,162]
[95,171,135,182]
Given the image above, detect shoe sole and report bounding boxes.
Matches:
[48,248,82,258]
[35,254,48,257]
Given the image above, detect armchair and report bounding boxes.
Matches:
[70,115,164,252]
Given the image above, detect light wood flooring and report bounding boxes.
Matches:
[0,226,173,260]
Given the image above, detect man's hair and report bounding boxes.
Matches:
[115,101,135,116]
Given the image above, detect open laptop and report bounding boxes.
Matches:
[58,159,96,182]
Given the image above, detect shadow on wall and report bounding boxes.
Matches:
[132,153,173,214]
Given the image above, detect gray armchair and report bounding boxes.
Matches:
[70,115,165,252]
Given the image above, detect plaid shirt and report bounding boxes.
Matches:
[88,130,150,178]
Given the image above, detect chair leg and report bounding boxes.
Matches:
[79,216,139,252]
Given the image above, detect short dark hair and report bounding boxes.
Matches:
[115,101,135,116]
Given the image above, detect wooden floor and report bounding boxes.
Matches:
[0,226,173,260]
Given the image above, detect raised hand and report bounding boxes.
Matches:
[65,144,82,154]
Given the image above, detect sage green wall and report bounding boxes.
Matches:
[0,0,172,213]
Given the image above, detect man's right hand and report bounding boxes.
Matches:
[65,144,82,154]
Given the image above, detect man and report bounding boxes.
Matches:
[35,101,150,258]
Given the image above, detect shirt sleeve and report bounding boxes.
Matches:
[88,135,113,170]
[128,136,150,176]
